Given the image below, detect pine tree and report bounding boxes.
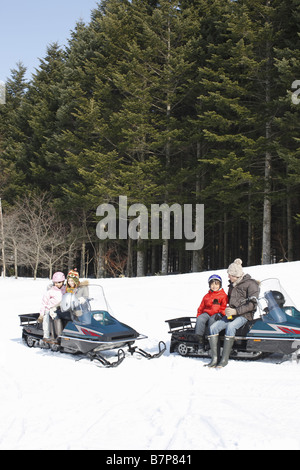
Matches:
[236,0,300,264]
[0,62,28,203]
[20,43,67,195]
[128,0,198,273]
[273,0,300,260]
[186,0,258,266]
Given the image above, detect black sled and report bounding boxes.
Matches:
[166,279,300,363]
[20,284,166,368]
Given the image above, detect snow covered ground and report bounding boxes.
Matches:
[1,261,300,451]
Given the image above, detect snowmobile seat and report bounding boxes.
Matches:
[56,307,72,322]
[235,319,257,337]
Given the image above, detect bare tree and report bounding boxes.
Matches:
[13,193,76,278]
[0,205,25,278]
[101,243,127,278]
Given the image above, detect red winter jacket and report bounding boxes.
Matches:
[197,288,228,317]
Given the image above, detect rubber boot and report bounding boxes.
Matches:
[217,336,235,368]
[205,334,219,368]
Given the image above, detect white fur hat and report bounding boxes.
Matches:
[227,258,244,278]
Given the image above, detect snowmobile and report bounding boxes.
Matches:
[166,278,300,362]
[20,284,166,367]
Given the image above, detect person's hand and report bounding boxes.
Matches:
[49,308,57,319]
[225,307,236,318]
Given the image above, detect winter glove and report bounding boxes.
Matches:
[225,307,237,318]
[49,308,57,319]
[38,315,43,323]
[214,313,223,321]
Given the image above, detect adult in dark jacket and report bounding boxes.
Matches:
[207,258,259,368]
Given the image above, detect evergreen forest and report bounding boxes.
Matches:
[0,0,300,279]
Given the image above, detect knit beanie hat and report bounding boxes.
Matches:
[227,258,244,278]
[67,268,80,286]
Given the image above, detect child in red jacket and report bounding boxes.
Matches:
[195,274,228,351]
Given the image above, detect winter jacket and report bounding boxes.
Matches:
[39,284,66,316]
[66,280,89,298]
[197,288,228,317]
[228,274,259,321]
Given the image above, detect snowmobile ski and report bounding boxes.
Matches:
[87,349,126,368]
[127,341,166,359]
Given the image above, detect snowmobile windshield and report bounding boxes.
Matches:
[258,278,300,323]
[262,291,288,323]
[60,285,113,325]
[258,280,295,323]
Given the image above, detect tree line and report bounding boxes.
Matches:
[0,0,299,278]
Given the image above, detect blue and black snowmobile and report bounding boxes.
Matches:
[166,278,300,362]
[20,284,166,367]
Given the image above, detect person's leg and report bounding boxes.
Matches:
[210,317,229,335]
[205,334,220,367]
[207,314,218,332]
[217,317,248,368]
[225,316,248,337]
[217,336,235,368]
[54,318,63,337]
[42,312,51,340]
[195,313,210,352]
[205,318,227,367]
[195,313,210,336]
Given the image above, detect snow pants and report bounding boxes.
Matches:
[42,311,51,339]
[42,312,63,339]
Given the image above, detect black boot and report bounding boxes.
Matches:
[195,335,205,353]
[205,334,219,368]
[217,336,235,368]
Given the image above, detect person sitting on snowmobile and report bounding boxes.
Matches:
[65,269,89,298]
[59,269,90,325]
[195,274,228,352]
[66,269,81,293]
[38,271,66,342]
[207,259,259,368]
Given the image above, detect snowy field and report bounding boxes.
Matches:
[1,261,300,451]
